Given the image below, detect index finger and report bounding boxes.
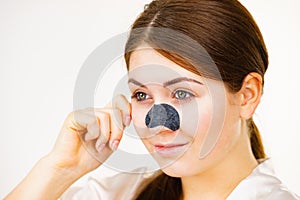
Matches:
[107,94,131,127]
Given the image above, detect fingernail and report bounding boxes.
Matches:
[124,115,131,127]
[110,140,119,151]
[97,143,106,152]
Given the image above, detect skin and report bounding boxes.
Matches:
[128,47,261,199]
[5,47,263,200]
[5,96,132,200]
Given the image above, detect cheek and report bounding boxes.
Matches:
[131,104,144,126]
[214,103,241,148]
[180,95,223,161]
[131,102,151,136]
[195,98,241,161]
[180,97,212,139]
[131,102,156,152]
[131,101,152,124]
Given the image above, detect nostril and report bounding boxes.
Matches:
[145,104,180,131]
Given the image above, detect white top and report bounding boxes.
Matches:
[61,159,299,200]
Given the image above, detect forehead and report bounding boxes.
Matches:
[128,48,202,84]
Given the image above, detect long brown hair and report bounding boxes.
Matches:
[124,0,268,199]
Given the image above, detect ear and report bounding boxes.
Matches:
[239,72,263,119]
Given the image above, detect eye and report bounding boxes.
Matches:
[173,90,194,100]
[132,91,150,101]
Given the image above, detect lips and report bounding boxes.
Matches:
[154,143,189,157]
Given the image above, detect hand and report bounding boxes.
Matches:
[47,94,131,177]
[4,95,131,200]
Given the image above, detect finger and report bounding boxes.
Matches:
[109,109,123,151]
[112,94,132,127]
[66,109,96,135]
[84,118,100,141]
[94,112,110,152]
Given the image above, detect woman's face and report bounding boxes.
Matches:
[128,47,242,177]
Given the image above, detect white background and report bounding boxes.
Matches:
[0,0,299,198]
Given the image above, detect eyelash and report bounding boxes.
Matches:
[172,90,195,102]
[131,91,151,101]
[131,90,195,102]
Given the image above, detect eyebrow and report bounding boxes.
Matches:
[128,78,146,87]
[163,77,203,87]
[128,77,203,87]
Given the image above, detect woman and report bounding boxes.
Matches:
[5,0,299,199]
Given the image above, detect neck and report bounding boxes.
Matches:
[181,130,258,200]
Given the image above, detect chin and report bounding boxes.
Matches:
[161,163,194,178]
[156,153,197,178]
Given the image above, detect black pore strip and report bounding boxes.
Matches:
[145,104,180,131]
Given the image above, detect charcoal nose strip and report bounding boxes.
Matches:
[145,104,180,131]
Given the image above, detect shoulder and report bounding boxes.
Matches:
[228,159,300,200]
[60,167,155,200]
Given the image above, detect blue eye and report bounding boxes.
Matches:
[174,90,194,100]
[133,92,150,101]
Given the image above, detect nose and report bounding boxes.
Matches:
[145,104,180,131]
